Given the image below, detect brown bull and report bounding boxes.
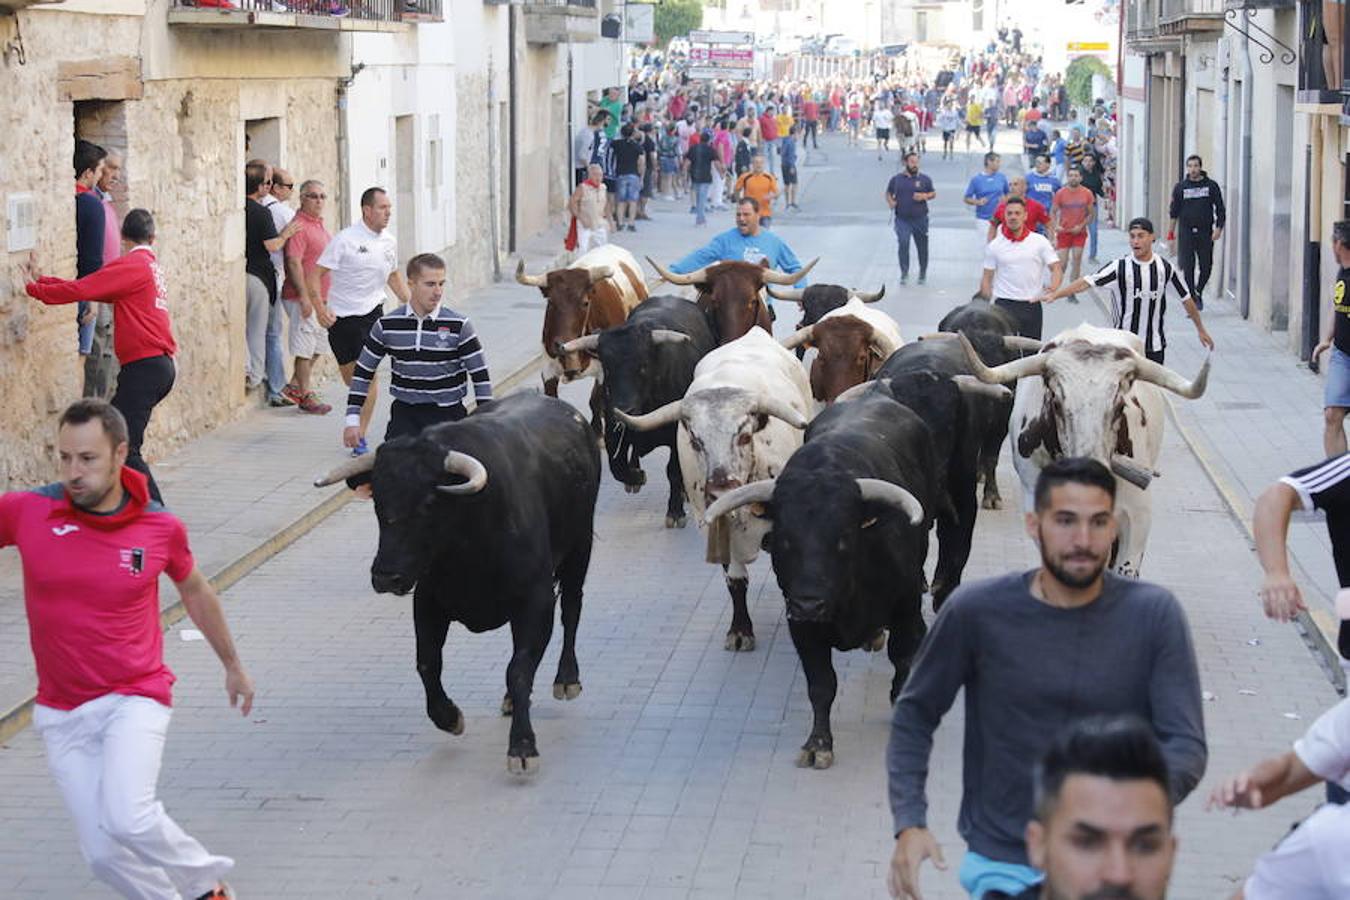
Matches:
[648,256,818,344]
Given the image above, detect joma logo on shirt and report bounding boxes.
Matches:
[51,524,78,537]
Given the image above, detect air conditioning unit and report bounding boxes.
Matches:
[600,11,620,38]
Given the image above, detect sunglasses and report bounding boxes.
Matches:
[302,192,326,199]
[274,182,294,189]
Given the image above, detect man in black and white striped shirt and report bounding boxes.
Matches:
[1039,217,1214,363]
[342,253,493,448]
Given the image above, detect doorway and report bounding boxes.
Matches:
[74,100,128,399]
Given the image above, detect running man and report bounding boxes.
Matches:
[1052,166,1095,281]
[964,152,1008,246]
[1167,154,1225,310]
[2,399,253,900]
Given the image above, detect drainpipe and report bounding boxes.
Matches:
[508,5,518,254]
[1239,16,1254,319]
[336,62,367,231]
[1216,37,1230,295]
[488,51,502,282]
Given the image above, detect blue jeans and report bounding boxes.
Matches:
[77,302,94,354]
[761,138,777,174]
[693,181,711,224]
[265,293,288,399]
[1088,215,1099,259]
[894,216,929,278]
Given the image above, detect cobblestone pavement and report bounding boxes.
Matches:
[0,127,1339,898]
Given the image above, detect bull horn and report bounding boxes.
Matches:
[587,264,614,284]
[1003,336,1044,353]
[856,478,924,526]
[314,454,375,487]
[752,394,809,430]
[780,325,815,351]
[760,256,819,285]
[615,399,682,431]
[1133,353,1210,400]
[958,333,1048,384]
[765,285,806,303]
[703,479,776,524]
[438,451,488,496]
[647,256,707,286]
[560,333,601,355]
[851,285,886,303]
[916,331,959,341]
[952,374,1012,401]
[1110,455,1155,490]
[514,259,547,288]
[650,329,692,346]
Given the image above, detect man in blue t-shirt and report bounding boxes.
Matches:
[1022,120,1048,169]
[886,151,936,285]
[1025,155,1061,215]
[963,152,1009,245]
[667,198,807,320]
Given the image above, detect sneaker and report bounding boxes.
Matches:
[195,884,236,900]
[267,393,295,408]
[900,274,909,286]
[298,392,332,415]
[350,437,369,457]
[627,224,636,232]
[281,382,305,405]
[917,275,926,285]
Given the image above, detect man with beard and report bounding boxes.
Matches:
[1012,716,1178,900]
[886,151,936,286]
[887,458,1205,900]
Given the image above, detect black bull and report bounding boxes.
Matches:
[710,391,937,769]
[364,393,601,774]
[584,296,716,528]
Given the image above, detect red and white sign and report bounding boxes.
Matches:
[689,46,753,66]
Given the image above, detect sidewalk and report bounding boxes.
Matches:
[0,197,716,740]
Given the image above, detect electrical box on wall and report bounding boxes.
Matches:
[7,193,36,253]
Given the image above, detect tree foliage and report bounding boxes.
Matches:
[1064,56,1112,110]
[653,0,703,46]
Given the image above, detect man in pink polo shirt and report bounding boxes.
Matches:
[1,399,254,900]
[279,179,333,414]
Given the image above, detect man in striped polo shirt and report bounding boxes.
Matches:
[1038,217,1214,363]
[342,253,493,449]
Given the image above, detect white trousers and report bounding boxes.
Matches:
[34,694,233,900]
[244,274,271,388]
[577,224,609,253]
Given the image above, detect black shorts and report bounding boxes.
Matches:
[876,127,891,140]
[966,124,982,135]
[384,399,467,441]
[328,305,382,366]
[781,163,798,185]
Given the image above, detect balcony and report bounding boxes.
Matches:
[167,0,442,31]
[522,0,598,44]
[1293,0,1349,112]
[1157,0,1224,35]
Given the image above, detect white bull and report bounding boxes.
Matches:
[959,323,1210,577]
[617,329,813,650]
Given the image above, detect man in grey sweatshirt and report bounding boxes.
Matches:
[886,457,1207,900]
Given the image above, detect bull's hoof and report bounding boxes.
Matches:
[981,493,1002,511]
[552,681,582,701]
[796,747,835,770]
[665,514,688,529]
[724,630,756,652]
[428,701,465,736]
[865,629,887,652]
[500,694,513,716]
[624,482,643,494]
[506,753,541,776]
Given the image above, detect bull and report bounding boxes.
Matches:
[615,328,812,650]
[931,299,1043,509]
[704,391,935,768]
[647,256,818,344]
[516,244,648,430]
[315,393,601,774]
[958,323,1210,576]
[781,297,905,402]
[765,283,886,360]
[559,296,717,528]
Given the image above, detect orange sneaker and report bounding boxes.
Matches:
[195,884,236,900]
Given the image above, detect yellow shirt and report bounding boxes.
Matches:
[966,102,984,127]
[776,112,795,136]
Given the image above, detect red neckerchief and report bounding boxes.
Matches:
[74,182,93,195]
[48,467,152,531]
[1001,223,1031,242]
[584,178,603,189]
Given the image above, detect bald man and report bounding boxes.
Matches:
[988,174,1054,243]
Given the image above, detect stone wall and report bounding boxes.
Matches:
[447,69,497,296]
[0,9,341,487]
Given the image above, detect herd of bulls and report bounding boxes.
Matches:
[315,244,1212,775]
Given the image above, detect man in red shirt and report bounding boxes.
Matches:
[987,174,1054,243]
[758,104,781,175]
[1,399,253,900]
[1052,166,1098,281]
[24,210,176,503]
[802,96,820,148]
[280,179,334,415]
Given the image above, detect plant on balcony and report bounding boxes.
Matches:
[1065,55,1112,109]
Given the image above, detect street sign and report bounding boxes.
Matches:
[624,3,654,44]
[689,29,754,45]
[1067,41,1111,52]
[687,65,755,81]
[689,46,753,66]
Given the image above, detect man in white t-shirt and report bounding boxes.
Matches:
[312,187,409,457]
[978,197,1063,339]
[1208,690,1350,898]
[873,102,895,160]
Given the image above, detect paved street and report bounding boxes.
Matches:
[0,127,1342,898]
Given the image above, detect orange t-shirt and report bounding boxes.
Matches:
[735,171,779,217]
[1053,185,1095,232]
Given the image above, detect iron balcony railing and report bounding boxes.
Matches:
[168,0,442,23]
[1159,0,1224,19]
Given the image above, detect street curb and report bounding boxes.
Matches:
[0,351,546,747]
[1082,287,1346,692]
